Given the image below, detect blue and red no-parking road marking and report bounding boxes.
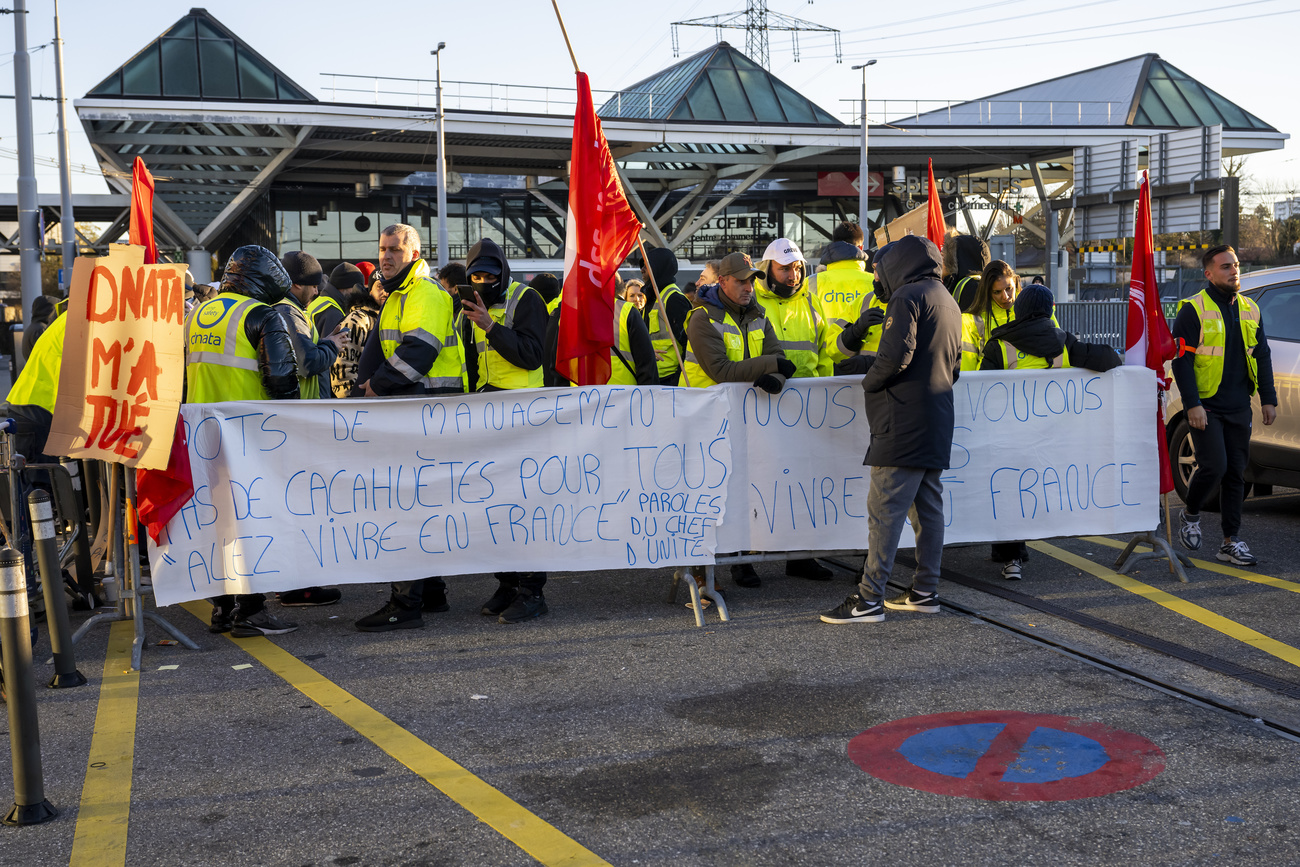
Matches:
[848,711,1165,801]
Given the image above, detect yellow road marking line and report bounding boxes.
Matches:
[181,602,609,867]
[1081,535,1300,594]
[1032,541,1300,669]
[69,621,139,867]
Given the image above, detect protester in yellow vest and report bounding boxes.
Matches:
[684,251,793,589]
[812,223,882,374]
[354,223,465,633]
[979,283,1122,581]
[640,247,693,385]
[606,296,659,386]
[960,260,1019,371]
[279,251,347,400]
[460,237,552,624]
[1170,244,1277,567]
[185,245,304,637]
[754,238,833,379]
[4,309,67,465]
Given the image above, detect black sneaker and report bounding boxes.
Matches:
[279,587,342,607]
[1001,559,1023,581]
[210,607,235,634]
[480,585,517,616]
[819,593,884,624]
[1178,510,1202,552]
[230,610,299,638]
[1217,537,1257,566]
[355,601,423,632]
[498,591,548,624]
[422,587,450,613]
[731,563,761,587]
[786,558,833,581]
[883,590,940,613]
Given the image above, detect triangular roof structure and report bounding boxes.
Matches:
[598,42,840,125]
[902,54,1273,130]
[86,7,314,102]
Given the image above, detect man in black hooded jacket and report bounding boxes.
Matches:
[460,238,552,624]
[639,247,693,385]
[943,234,990,311]
[821,235,962,625]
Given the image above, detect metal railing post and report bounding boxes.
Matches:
[27,490,84,688]
[0,546,58,825]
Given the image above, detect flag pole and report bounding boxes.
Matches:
[550,0,581,74]
[635,234,691,387]
[1163,491,1175,573]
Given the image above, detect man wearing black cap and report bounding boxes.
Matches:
[279,250,348,400]
[683,250,793,589]
[461,237,551,624]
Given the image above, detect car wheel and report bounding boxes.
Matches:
[1170,418,1220,512]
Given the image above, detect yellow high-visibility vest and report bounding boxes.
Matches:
[683,305,768,389]
[1180,289,1260,398]
[6,313,67,412]
[185,293,269,403]
[471,281,544,390]
[606,298,639,386]
[378,263,464,393]
[645,284,685,379]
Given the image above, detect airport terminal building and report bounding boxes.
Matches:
[32,8,1288,293]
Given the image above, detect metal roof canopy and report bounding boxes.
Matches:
[74,15,1287,254]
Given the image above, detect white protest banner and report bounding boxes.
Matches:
[46,244,186,468]
[720,367,1158,551]
[149,369,1159,606]
[149,386,731,605]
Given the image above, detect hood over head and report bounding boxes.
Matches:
[819,240,867,267]
[466,237,512,306]
[644,246,678,296]
[221,245,292,304]
[30,294,57,325]
[943,234,990,280]
[1014,283,1055,321]
[872,235,942,303]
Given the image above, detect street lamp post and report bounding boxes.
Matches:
[431,42,448,268]
[851,60,877,235]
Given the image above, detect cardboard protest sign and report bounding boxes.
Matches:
[46,245,187,469]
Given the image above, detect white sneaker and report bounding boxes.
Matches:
[1001,559,1023,581]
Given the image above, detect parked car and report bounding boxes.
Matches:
[1166,264,1300,505]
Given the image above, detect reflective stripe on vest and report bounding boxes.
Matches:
[473,281,543,390]
[307,294,345,328]
[998,338,1067,370]
[646,285,684,378]
[683,305,768,389]
[1181,289,1260,398]
[276,298,321,400]
[186,294,267,402]
[607,298,639,385]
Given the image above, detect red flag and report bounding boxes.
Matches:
[129,156,157,265]
[1124,170,1178,494]
[926,158,945,251]
[136,414,194,545]
[557,72,642,386]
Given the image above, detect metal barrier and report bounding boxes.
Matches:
[1053,300,1179,353]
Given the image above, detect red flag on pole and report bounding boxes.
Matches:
[1125,170,1178,494]
[129,156,157,265]
[926,158,945,251]
[557,72,642,386]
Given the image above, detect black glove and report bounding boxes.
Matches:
[775,357,796,378]
[834,355,875,376]
[753,373,784,394]
[861,306,885,330]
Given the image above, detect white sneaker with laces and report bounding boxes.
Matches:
[1217,538,1257,566]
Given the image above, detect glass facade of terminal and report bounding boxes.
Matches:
[271,189,862,268]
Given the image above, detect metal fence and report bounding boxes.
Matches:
[1054,299,1180,352]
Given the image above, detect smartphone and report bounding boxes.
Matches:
[456,284,479,306]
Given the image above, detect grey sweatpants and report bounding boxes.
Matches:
[858,466,945,602]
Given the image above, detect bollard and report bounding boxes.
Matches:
[28,491,85,689]
[0,546,58,825]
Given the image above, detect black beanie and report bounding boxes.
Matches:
[1015,284,1054,320]
[329,262,366,292]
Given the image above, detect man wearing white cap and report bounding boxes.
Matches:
[754,238,836,581]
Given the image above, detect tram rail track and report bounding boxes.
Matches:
[830,553,1300,743]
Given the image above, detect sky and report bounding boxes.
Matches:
[3,0,1298,206]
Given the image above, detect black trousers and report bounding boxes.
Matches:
[495,571,546,595]
[1186,406,1252,540]
[391,577,447,609]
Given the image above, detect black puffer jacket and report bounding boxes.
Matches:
[220,245,300,400]
[861,236,962,469]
